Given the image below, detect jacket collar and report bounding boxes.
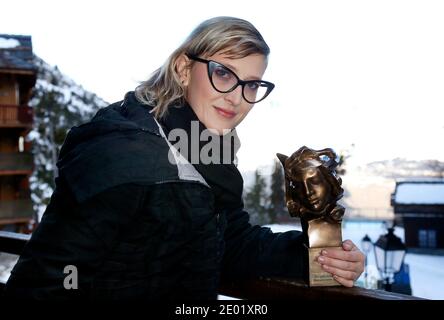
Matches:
[118,91,160,135]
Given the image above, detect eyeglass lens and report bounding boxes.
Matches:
[209,62,270,103]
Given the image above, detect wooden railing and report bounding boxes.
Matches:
[219,277,420,300]
[0,152,33,173]
[0,104,33,127]
[0,231,30,255]
[0,199,34,223]
[0,232,423,300]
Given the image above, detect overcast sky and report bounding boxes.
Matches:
[2,0,444,172]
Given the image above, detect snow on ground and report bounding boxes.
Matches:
[0,253,18,283]
[404,254,444,299]
[263,221,444,300]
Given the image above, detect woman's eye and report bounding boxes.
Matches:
[214,67,230,78]
[247,82,259,90]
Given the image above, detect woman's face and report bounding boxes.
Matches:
[180,52,268,135]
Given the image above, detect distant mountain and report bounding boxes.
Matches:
[242,158,444,189]
[344,159,444,219]
[28,55,108,221]
[362,158,444,180]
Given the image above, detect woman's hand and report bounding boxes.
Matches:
[316,239,365,287]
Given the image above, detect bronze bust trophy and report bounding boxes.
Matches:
[277,146,345,286]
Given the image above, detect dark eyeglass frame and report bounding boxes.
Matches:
[186,54,275,104]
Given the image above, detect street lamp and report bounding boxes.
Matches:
[374,226,406,292]
[361,234,372,288]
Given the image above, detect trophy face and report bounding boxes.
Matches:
[277,146,344,222]
[297,166,332,213]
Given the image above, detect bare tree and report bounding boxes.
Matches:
[426,160,444,178]
[268,159,286,223]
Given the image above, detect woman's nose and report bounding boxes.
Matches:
[224,85,243,106]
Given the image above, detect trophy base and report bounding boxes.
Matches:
[308,247,341,287]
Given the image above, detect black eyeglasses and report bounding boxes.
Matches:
[186,54,275,104]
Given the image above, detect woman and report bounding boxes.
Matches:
[5,16,364,300]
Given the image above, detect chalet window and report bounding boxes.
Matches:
[428,230,437,248]
[418,229,437,248]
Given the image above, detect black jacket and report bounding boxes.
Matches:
[5,92,305,300]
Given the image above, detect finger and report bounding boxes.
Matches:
[332,275,354,288]
[321,248,363,263]
[321,263,358,282]
[342,240,356,251]
[318,255,359,272]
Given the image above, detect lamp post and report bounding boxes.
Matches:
[361,234,372,288]
[374,226,406,292]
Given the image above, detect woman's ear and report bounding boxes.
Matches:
[176,54,191,86]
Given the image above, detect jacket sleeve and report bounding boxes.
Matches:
[220,204,306,281]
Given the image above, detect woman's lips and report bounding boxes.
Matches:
[214,106,237,119]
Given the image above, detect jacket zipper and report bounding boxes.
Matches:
[216,212,221,259]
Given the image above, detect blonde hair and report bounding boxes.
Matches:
[135,16,270,119]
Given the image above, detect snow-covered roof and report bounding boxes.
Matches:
[394,182,444,205]
[0,37,20,49]
[0,34,35,71]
